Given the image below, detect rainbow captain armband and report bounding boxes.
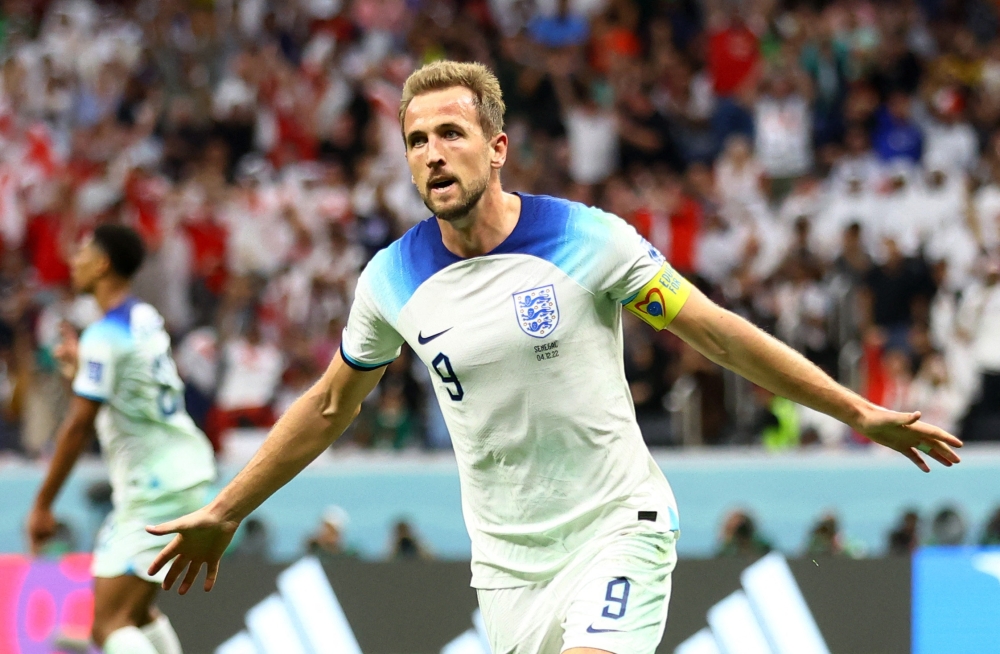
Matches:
[623,263,693,330]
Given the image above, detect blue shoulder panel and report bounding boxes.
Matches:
[491,193,611,288]
[364,218,460,324]
[366,194,612,322]
[103,296,139,330]
[80,314,132,349]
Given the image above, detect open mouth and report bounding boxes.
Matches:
[428,177,457,193]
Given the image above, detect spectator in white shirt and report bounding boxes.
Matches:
[956,258,1000,426]
[753,69,813,187]
[714,134,765,212]
[973,161,1000,251]
[209,317,285,450]
[921,87,978,174]
[830,125,881,192]
[907,352,964,435]
[550,54,619,185]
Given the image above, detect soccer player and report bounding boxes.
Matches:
[27,225,216,654]
[147,62,961,654]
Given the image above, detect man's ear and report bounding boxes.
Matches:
[96,251,112,279]
[491,132,508,169]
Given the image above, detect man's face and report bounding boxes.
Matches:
[70,238,108,294]
[403,86,498,222]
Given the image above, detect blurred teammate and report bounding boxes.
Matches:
[148,62,961,654]
[27,225,215,654]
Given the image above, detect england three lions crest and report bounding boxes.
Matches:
[513,285,559,338]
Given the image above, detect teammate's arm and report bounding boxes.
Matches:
[146,350,385,594]
[27,396,101,553]
[665,287,962,470]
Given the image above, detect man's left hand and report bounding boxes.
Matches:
[856,408,963,472]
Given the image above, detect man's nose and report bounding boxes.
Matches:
[425,135,445,166]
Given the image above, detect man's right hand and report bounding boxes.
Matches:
[146,506,240,594]
[26,505,57,555]
[54,322,79,380]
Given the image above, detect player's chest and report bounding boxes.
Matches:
[396,260,602,380]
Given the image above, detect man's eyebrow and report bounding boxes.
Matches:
[406,121,467,143]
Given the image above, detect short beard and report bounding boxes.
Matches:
[424,174,489,223]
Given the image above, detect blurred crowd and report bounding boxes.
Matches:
[1,0,1000,456]
[717,503,1000,558]
[41,479,1000,559]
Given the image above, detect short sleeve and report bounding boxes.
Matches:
[340,267,405,370]
[72,327,115,402]
[593,211,693,330]
[597,211,670,302]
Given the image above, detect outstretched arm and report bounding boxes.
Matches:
[666,288,962,470]
[27,396,101,553]
[146,351,385,594]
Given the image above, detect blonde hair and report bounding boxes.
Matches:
[399,60,505,138]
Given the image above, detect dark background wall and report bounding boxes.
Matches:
[159,556,911,654]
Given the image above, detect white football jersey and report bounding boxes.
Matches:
[73,298,216,508]
[342,193,682,588]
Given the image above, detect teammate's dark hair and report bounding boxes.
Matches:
[92,225,145,279]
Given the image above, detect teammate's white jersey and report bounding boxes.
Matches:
[73,298,216,508]
[342,193,682,588]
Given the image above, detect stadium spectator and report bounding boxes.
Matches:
[207,316,284,450]
[230,517,272,559]
[623,322,674,446]
[175,325,220,433]
[717,510,772,558]
[306,505,359,559]
[0,0,995,455]
[390,519,432,560]
[887,509,921,555]
[906,352,964,435]
[804,513,848,558]
[526,0,589,49]
[872,91,923,164]
[551,60,619,186]
[753,68,814,197]
[705,7,760,99]
[928,506,967,546]
[981,507,1000,546]
[956,256,1000,440]
[859,237,934,353]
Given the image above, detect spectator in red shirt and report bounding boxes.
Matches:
[706,9,761,97]
[25,183,76,288]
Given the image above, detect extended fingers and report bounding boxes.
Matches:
[926,448,955,467]
[147,535,181,576]
[205,558,221,592]
[162,555,190,591]
[903,447,930,473]
[927,440,961,465]
[145,519,181,537]
[908,421,964,448]
[178,560,203,595]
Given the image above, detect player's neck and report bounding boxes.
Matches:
[93,278,132,314]
[438,185,521,258]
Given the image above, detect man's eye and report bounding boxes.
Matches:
[445,130,459,138]
[411,137,426,147]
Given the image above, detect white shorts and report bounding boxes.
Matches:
[477,526,679,654]
[92,483,211,583]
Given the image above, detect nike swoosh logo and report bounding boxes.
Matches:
[417,327,452,344]
[586,625,623,633]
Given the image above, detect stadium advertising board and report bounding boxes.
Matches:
[5,551,977,653]
[912,546,1000,654]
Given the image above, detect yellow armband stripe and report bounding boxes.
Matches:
[623,263,693,330]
